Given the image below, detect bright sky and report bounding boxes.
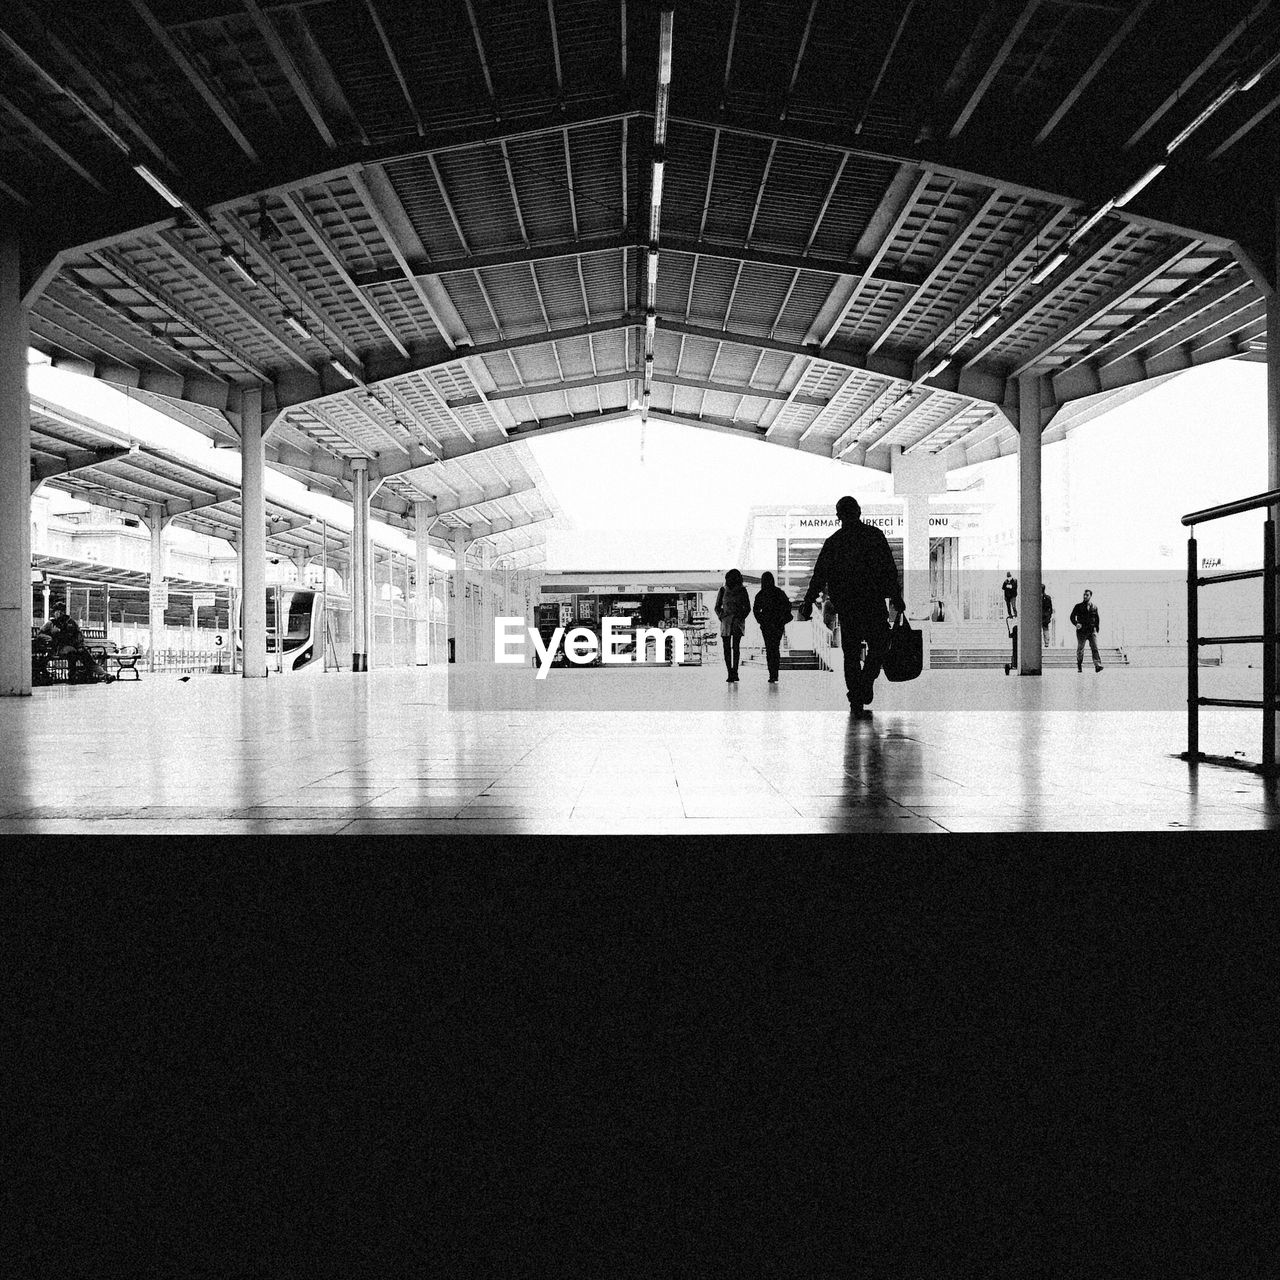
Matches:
[528,417,892,570]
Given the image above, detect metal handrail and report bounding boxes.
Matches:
[1182,487,1280,526]
[1184,492,1277,773]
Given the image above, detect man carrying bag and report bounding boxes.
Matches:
[799,496,906,716]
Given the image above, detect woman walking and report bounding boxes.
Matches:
[714,569,751,683]
[752,571,793,683]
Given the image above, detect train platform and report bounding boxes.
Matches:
[1,663,1276,835]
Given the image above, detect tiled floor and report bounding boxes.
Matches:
[0,661,1276,833]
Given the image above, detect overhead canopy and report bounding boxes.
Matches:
[4,0,1277,483]
[29,393,561,565]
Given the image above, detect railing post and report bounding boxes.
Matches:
[1264,516,1276,772]
[1187,531,1199,763]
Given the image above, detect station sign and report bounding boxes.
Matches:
[149,583,170,610]
[192,592,217,609]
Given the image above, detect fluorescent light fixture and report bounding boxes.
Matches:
[650,161,664,208]
[658,9,674,85]
[647,250,659,287]
[283,313,311,341]
[1166,84,1239,153]
[1029,248,1070,285]
[1239,51,1280,92]
[133,163,183,209]
[926,355,951,379]
[969,309,1002,339]
[645,310,657,341]
[1065,201,1115,247]
[220,247,257,286]
[330,359,356,382]
[1114,163,1166,208]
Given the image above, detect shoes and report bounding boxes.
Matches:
[1004,663,1010,675]
[768,676,778,683]
[1095,665,1103,672]
[848,699,863,713]
[1078,666,1083,673]
[855,708,874,719]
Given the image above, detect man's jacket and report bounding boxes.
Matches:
[1069,601,1100,634]
[803,521,900,617]
[1041,594,1053,627]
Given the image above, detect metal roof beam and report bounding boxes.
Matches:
[346,168,459,351]
[817,169,933,348]
[152,230,318,374]
[128,0,259,159]
[274,190,410,359]
[866,188,1004,356]
[902,399,975,454]
[1010,238,1203,375]
[947,0,1043,139]
[911,205,1073,373]
[1033,0,1155,145]
[243,0,337,148]
[0,91,109,193]
[1083,271,1253,372]
[86,248,273,381]
[30,446,134,492]
[349,232,924,290]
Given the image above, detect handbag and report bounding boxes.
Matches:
[820,598,839,649]
[882,612,923,682]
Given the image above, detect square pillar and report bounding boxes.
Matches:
[239,386,268,678]
[351,460,371,672]
[1017,374,1043,676]
[414,502,432,665]
[147,502,171,674]
[0,238,32,696]
[452,529,468,663]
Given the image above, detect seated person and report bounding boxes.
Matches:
[40,602,108,682]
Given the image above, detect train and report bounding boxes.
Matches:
[235,585,425,672]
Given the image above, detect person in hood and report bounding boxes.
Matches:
[714,569,751,683]
[752,571,793,683]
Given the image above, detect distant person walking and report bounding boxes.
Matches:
[1041,586,1054,648]
[798,496,904,715]
[752,570,793,684]
[1002,571,1018,618]
[715,568,751,683]
[1069,588,1103,673]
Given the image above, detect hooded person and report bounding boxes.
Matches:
[752,570,793,683]
[714,568,751,683]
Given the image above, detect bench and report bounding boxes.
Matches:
[87,639,143,680]
[30,627,138,684]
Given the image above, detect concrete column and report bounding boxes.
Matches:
[148,503,167,674]
[414,502,431,665]
[0,238,31,696]
[294,549,308,584]
[452,529,468,663]
[902,494,931,618]
[240,386,268,679]
[351,460,371,671]
[1267,259,1279,766]
[1018,376,1043,675]
[478,541,494,663]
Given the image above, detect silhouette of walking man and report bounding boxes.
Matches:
[798,496,904,715]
